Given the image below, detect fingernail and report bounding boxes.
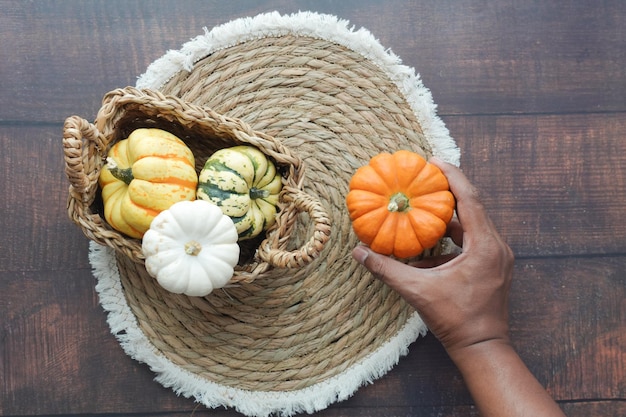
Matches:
[353,245,370,264]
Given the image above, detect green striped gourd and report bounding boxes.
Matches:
[197,146,282,240]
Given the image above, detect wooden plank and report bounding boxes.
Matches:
[1,0,625,123]
[0,126,91,273]
[559,401,626,417]
[509,257,625,401]
[3,112,624,275]
[324,402,626,417]
[445,113,626,257]
[2,257,622,414]
[0,269,182,416]
[56,401,623,417]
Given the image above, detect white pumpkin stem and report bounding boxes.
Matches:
[184,240,203,256]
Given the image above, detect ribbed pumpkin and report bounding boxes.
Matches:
[197,146,282,240]
[142,200,240,297]
[346,150,455,258]
[98,128,198,239]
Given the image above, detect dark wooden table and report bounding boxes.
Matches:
[2,1,624,416]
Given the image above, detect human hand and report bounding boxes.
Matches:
[352,158,515,356]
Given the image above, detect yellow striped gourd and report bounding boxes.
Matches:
[99,128,198,239]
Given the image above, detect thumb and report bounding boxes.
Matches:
[352,246,426,298]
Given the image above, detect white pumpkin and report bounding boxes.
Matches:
[141,200,240,296]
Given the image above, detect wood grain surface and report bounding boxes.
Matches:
[1,1,624,416]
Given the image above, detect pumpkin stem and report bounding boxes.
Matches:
[184,240,202,256]
[106,157,134,185]
[249,187,270,200]
[388,192,410,212]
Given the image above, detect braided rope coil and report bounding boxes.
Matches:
[67,18,457,402]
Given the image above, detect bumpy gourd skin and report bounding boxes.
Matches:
[99,128,198,239]
[197,146,282,240]
[346,150,455,258]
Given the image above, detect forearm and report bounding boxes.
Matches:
[449,340,566,417]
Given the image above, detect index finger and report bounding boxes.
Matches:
[430,158,494,236]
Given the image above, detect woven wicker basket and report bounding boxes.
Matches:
[63,87,331,283]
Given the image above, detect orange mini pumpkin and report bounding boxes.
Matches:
[346,150,455,258]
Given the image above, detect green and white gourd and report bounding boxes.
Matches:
[197,146,282,240]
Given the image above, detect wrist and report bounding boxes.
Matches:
[447,336,514,369]
[438,315,511,364]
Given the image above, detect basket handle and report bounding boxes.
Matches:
[257,186,331,269]
[63,115,147,259]
[62,115,106,199]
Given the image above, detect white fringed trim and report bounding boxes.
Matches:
[93,11,457,415]
[90,241,427,417]
[136,11,460,166]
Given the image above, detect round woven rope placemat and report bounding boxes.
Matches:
[89,11,459,417]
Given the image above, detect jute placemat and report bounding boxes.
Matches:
[81,11,459,416]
